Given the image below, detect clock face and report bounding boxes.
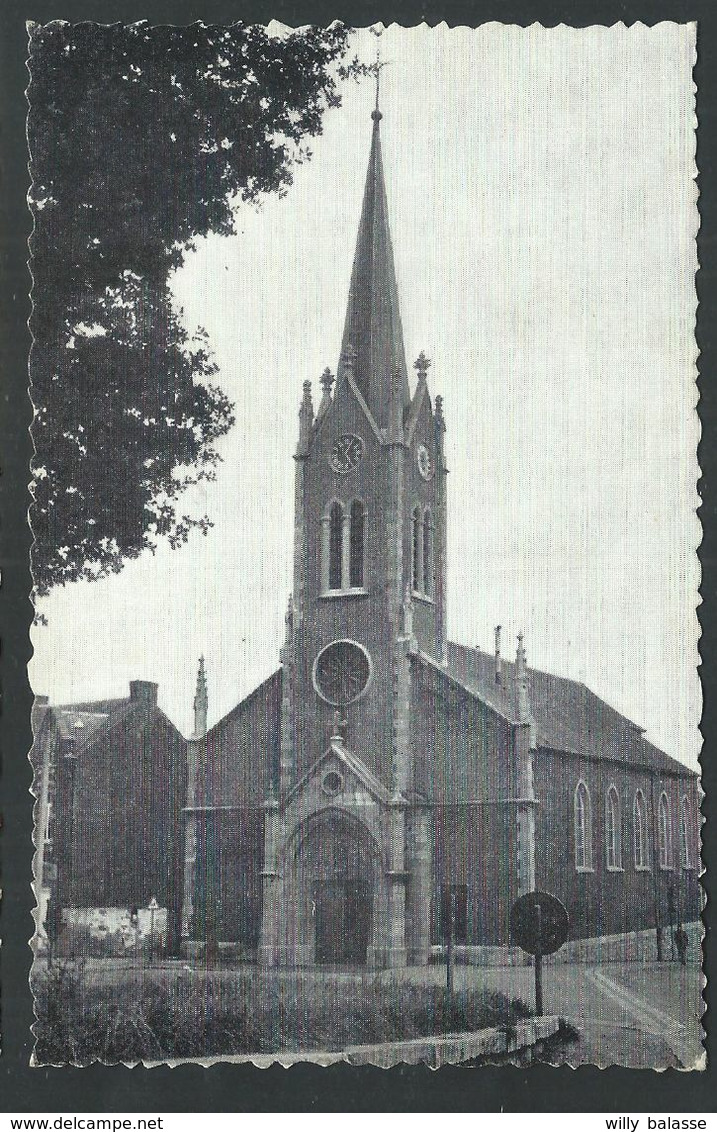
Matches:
[328,433,364,474]
[313,640,372,706]
[417,443,434,481]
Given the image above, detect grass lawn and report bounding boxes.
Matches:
[32,959,531,1064]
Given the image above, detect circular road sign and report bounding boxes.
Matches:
[511,891,569,956]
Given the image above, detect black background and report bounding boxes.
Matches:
[1,0,713,1111]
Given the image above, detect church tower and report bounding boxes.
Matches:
[281,100,448,795]
[258,92,443,968]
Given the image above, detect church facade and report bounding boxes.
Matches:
[180,105,701,967]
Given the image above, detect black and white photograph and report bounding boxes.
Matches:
[26,20,702,1069]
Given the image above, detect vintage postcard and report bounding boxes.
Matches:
[27,21,702,1068]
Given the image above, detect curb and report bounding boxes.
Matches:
[145,1016,562,1069]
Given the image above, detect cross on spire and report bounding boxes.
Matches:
[369,26,390,121]
[414,352,431,381]
[338,44,409,428]
[331,710,348,743]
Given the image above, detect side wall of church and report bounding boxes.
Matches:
[534,748,701,940]
[213,810,264,947]
[409,666,514,805]
[195,676,280,948]
[431,806,517,946]
[201,672,281,806]
[410,664,522,946]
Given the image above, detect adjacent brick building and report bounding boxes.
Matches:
[32,681,186,954]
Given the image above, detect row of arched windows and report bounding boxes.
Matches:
[412,506,434,597]
[573,782,692,873]
[322,500,366,593]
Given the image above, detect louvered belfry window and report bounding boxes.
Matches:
[412,506,422,593]
[328,502,343,590]
[423,508,433,596]
[349,500,365,588]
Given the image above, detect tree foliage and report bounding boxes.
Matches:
[29,21,359,596]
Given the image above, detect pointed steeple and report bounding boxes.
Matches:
[193,656,208,740]
[339,100,410,428]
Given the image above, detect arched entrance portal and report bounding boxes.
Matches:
[291,809,381,966]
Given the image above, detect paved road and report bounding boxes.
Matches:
[389,961,703,1068]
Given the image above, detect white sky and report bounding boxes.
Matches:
[30,23,700,768]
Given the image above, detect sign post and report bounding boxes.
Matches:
[446,889,456,1003]
[129,905,139,966]
[148,896,159,963]
[511,891,568,1017]
[533,902,544,1016]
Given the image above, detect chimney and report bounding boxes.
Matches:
[494,625,502,685]
[515,634,528,719]
[129,680,158,708]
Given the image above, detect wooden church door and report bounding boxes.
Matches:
[315,880,346,963]
[314,876,372,964]
[303,810,376,965]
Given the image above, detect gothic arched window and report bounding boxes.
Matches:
[423,508,433,597]
[574,781,593,871]
[680,795,691,869]
[328,502,344,591]
[659,792,672,870]
[412,506,422,593]
[349,500,365,589]
[605,785,622,870]
[634,789,649,869]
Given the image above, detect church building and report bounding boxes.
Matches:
[181,102,700,967]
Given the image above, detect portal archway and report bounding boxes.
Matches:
[284,808,384,966]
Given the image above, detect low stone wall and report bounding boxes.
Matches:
[58,906,168,957]
[158,1016,562,1068]
[181,940,256,962]
[429,944,530,967]
[429,921,702,967]
[546,921,702,965]
[344,1016,562,1067]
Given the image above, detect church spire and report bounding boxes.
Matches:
[338,82,410,428]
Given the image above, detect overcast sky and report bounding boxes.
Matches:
[30,23,699,767]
